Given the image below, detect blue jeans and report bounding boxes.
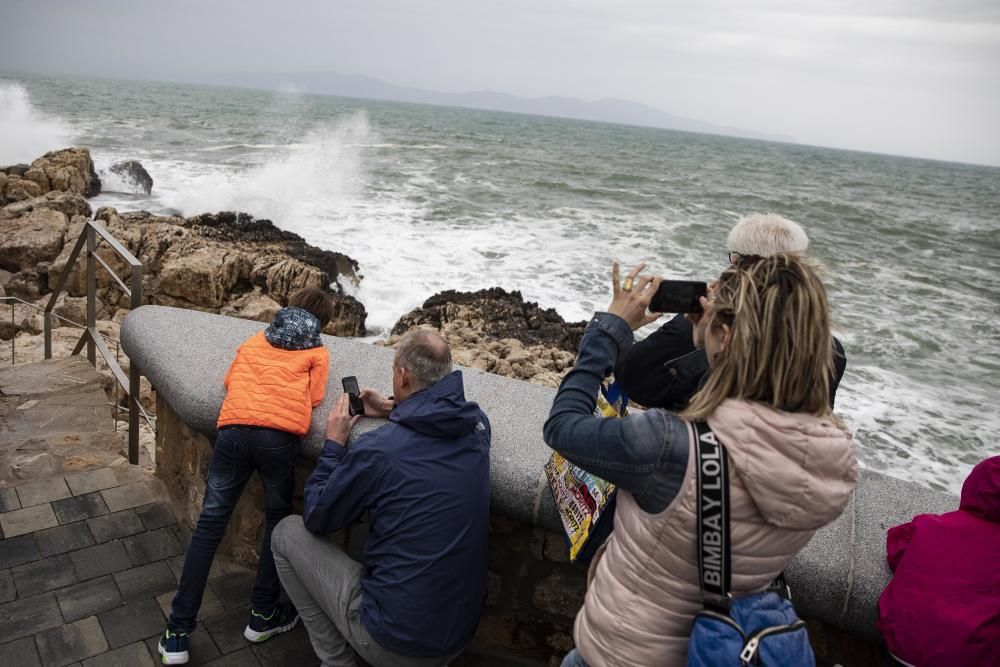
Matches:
[561,648,589,667]
[168,426,298,633]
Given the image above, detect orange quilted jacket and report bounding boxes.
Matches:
[217,331,330,436]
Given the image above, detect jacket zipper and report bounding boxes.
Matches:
[738,619,807,664]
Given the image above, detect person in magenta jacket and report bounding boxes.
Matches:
[878,456,1000,666]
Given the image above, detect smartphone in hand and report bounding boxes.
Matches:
[341,376,366,416]
[649,280,708,314]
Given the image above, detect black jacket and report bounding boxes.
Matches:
[614,314,847,410]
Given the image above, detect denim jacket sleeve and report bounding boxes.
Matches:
[543,312,690,514]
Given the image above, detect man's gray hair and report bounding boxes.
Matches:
[727,213,809,257]
[395,329,453,390]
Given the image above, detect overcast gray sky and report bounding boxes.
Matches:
[2,0,999,165]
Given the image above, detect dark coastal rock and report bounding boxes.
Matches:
[0,164,30,177]
[387,288,584,386]
[108,160,153,195]
[393,287,586,353]
[186,211,361,282]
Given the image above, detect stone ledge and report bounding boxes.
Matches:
[121,305,959,643]
[122,305,561,532]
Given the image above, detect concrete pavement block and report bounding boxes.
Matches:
[35,521,96,558]
[135,502,177,531]
[0,533,39,569]
[0,591,63,641]
[83,641,156,667]
[121,527,183,566]
[69,541,133,581]
[52,492,110,525]
[0,502,59,537]
[101,481,165,514]
[98,597,165,649]
[0,636,42,667]
[36,615,110,666]
[57,575,124,623]
[12,553,77,597]
[0,568,14,603]
[16,477,72,508]
[64,469,119,497]
[0,486,21,513]
[114,561,176,601]
[86,510,145,544]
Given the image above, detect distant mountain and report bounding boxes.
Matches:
[196,70,794,144]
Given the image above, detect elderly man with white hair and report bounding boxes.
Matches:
[615,213,846,410]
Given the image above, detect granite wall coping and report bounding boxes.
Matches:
[122,305,958,640]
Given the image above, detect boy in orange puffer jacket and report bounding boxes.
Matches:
[159,287,334,665]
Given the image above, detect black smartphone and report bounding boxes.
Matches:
[341,376,365,416]
[649,280,708,314]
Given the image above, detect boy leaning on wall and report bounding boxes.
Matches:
[158,287,335,665]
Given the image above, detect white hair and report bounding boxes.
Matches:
[727,213,809,257]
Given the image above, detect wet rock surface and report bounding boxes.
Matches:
[0,148,100,205]
[1,148,368,351]
[389,288,585,387]
[107,159,153,195]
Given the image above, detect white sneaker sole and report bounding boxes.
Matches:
[243,614,300,642]
[158,643,189,664]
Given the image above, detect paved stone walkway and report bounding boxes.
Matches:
[0,358,544,666]
[0,465,328,666]
[0,466,547,666]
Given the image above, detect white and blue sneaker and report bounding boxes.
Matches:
[158,629,190,664]
[243,602,300,642]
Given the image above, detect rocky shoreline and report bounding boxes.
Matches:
[385,287,584,387]
[1,147,583,396]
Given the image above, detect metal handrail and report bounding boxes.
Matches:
[3,294,158,434]
[1,294,116,341]
[27,218,149,464]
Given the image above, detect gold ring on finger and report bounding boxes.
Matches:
[622,277,634,291]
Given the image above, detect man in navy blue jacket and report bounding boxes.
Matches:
[271,329,491,667]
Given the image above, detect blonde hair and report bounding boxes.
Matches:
[682,255,833,421]
[727,213,809,257]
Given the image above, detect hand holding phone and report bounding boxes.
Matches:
[649,280,708,314]
[341,376,366,416]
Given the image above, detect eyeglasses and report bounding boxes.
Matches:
[728,252,763,266]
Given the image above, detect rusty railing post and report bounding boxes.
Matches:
[86,223,97,366]
[43,310,52,359]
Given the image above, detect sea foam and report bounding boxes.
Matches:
[157,112,371,224]
[0,82,75,164]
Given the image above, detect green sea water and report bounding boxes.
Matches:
[2,72,998,493]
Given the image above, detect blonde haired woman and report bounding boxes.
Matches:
[544,255,858,666]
